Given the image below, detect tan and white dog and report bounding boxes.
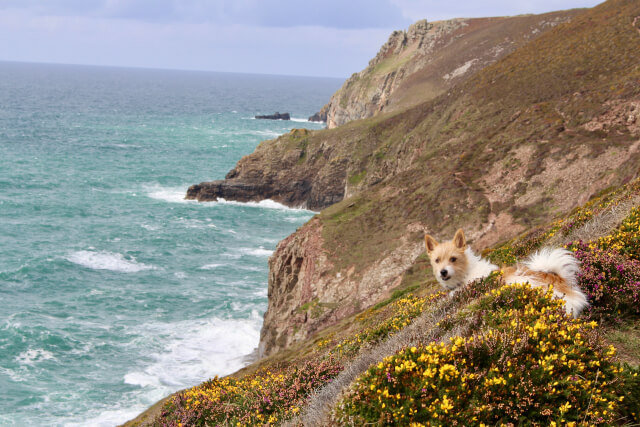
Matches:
[424,229,588,317]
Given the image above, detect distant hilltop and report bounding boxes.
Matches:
[310,12,579,128]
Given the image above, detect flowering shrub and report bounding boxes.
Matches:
[568,241,640,320]
[334,284,634,426]
[597,206,640,260]
[333,292,446,356]
[161,359,342,426]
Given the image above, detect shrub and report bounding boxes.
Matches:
[333,292,446,357]
[596,206,640,260]
[334,284,632,426]
[161,359,342,426]
[569,241,640,321]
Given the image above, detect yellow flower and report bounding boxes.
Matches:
[559,402,572,414]
[440,395,454,413]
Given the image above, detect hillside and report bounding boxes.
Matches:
[130,175,640,426]
[312,11,581,128]
[127,0,640,424]
[250,0,639,358]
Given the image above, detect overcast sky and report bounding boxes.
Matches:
[0,0,603,78]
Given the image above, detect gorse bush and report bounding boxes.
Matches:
[596,205,640,261]
[162,359,342,426]
[334,284,634,426]
[333,293,445,357]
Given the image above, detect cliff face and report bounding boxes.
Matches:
[252,0,640,357]
[186,10,582,211]
[316,11,580,129]
[185,0,640,358]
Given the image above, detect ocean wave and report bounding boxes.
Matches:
[145,186,194,204]
[217,197,314,212]
[199,263,223,270]
[15,348,56,366]
[67,251,154,273]
[238,247,273,257]
[246,130,282,138]
[63,404,152,427]
[142,185,314,213]
[123,312,261,391]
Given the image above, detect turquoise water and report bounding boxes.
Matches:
[0,62,341,426]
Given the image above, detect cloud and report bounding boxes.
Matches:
[1,0,411,29]
[390,0,603,21]
[0,8,391,77]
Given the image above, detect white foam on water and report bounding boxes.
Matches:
[67,251,154,273]
[145,186,194,204]
[63,401,157,427]
[123,312,261,391]
[238,247,273,257]
[249,130,282,138]
[141,185,315,214]
[15,348,56,366]
[290,117,314,123]
[199,263,223,270]
[217,197,314,212]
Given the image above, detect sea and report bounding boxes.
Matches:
[0,61,342,426]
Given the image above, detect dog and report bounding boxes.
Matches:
[424,229,588,317]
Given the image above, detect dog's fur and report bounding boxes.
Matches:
[425,229,589,317]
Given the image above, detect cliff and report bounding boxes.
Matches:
[186,10,583,210]
[128,1,640,424]
[253,0,640,357]
[315,11,581,128]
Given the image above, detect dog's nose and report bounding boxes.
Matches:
[440,269,448,277]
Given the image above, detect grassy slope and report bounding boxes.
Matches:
[146,176,640,426]
[318,0,640,276]
[125,1,640,424]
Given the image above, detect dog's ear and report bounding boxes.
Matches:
[453,229,466,249]
[424,235,438,254]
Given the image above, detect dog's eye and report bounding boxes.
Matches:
[450,257,457,262]
[435,258,440,263]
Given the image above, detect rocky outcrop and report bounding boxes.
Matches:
[308,104,328,122]
[255,112,290,120]
[259,218,427,357]
[312,12,580,128]
[186,128,347,211]
[187,10,582,213]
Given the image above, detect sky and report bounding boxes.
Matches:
[0,0,604,78]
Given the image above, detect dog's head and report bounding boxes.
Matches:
[424,229,469,291]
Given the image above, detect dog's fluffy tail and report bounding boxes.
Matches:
[525,248,588,317]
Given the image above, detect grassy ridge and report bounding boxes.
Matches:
[318,0,640,279]
[146,176,640,426]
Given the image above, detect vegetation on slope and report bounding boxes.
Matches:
[317,0,640,277]
[146,176,640,426]
[133,0,640,423]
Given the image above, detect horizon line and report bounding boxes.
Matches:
[0,59,348,81]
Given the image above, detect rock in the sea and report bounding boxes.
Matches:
[308,104,328,123]
[255,112,290,120]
